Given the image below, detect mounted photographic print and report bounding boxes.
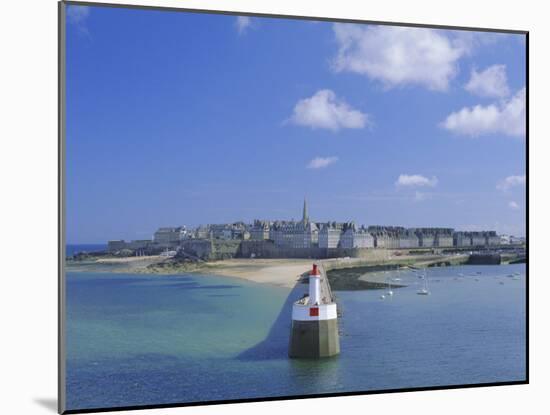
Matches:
[59,1,528,413]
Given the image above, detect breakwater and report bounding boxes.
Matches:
[467,253,502,265]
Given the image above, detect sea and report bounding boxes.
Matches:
[65,264,526,411]
[66,244,107,257]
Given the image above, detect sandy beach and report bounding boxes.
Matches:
[200,258,313,288]
[67,256,315,288]
[95,255,164,264]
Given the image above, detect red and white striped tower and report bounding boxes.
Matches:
[309,264,321,305]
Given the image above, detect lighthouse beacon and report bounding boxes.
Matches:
[289,263,340,358]
[309,264,321,305]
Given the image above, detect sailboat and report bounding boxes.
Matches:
[386,278,394,297]
[417,270,430,295]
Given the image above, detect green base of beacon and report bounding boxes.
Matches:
[288,319,340,359]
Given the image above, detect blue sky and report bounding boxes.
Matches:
[65,5,527,244]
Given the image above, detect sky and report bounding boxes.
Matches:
[65,5,527,244]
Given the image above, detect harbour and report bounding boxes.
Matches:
[66,263,526,410]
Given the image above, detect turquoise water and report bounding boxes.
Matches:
[65,264,526,410]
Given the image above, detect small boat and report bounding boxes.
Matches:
[476,271,482,275]
[386,279,394,296]
[417,272,430,295]
[499,281,505,285]
[380,294,386,300]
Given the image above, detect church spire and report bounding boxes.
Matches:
[302,197,309,224]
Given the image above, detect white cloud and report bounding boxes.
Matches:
[236,16,251,34]
[67,5,90,25]
[396,174,438,188]
[332,24,467,91]
[497,175,526,191]
[441,87,526,137]
[452,31,507,52]
[307,156,339,169]
[290,89,369,131]
[465,65,510,98]
[508,201,520,210]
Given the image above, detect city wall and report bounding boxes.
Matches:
[181,239,241,260]
[107,237,522,262]
[237,240,394,260]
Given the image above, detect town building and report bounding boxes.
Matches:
[510,235,525,245]
[105,200,510,257]
[318,222,344,248]
[250,220,271,240]
[368,226,402,248]
[270,221,297,247]
[206,222,248,240]
[454,232,472,247]
[194,225,210,239]
[434,228,454,247]
[271,199,319,249]
[485,231,500,246]
[340,223,374,248]
[470,232,487,246]
[415,228,435,248]
[397,229,420,248]
[153,226,187,247]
